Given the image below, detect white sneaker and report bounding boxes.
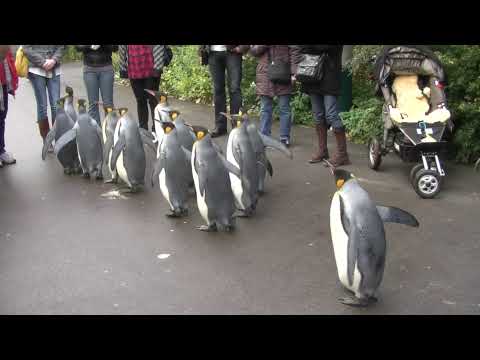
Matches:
[0,151,16,165]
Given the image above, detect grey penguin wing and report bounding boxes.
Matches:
[259,131,293,159]
[110,134,126,171]
[54,127,77,156]
[212,141,224,155]
[181,146,192,163]
[339,194,357,287]
[42,129,56,160]
[219,152,241,178]
[151,156,164,187]
[139,128,157,156]
[376,206,420,227]
[194,156,208,196]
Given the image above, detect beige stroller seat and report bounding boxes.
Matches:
[389,75,451,127]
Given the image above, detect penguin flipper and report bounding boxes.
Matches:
[110,135,126,171]
[219,152,241,178]
[42,129,56,160]
[376,206,420,227]
[258,131,293,159]
[54,128,77,156]
[212,141,224,155]
[181,146,192,162]
[151,157,164,187]
[139,128,157,156]
[475,158,480,172]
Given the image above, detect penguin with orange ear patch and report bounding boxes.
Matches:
[325,161,420,307]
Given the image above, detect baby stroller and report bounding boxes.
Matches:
[368,45,454,199]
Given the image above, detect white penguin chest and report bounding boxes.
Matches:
[226,133,244,209]
[159,168,172,209]
[191,144,209,224]
[114,123,130,187]
[330,192,362,294]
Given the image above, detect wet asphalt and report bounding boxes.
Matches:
[0,62,479,314]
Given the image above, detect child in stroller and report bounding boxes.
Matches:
[368,45,454,199]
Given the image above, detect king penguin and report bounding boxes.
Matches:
[326,163,420,307]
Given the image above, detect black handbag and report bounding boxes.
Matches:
[295,53,326,84]
[267,47,292,84]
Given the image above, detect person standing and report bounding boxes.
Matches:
[75,45,118,125]
[23,45,65,145]
[292,45,351,167]
[0,45,19,167]
[249,45,299,147]
[198,45,250,137]
[118,45,167,131]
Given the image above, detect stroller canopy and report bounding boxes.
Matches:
[373,45,446,88]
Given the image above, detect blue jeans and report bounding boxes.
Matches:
[259,95,292,140]
[310,94,344,130]
[83,69,115,125]
[28,72,61,123]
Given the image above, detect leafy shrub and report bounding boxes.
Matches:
[63,46,83,62]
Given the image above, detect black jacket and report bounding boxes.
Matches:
[75,45,119,67]
[291,45,343,96]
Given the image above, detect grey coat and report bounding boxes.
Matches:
[23,45,65,73]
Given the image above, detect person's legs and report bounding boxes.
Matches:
[130,78,149,130]
[28,72,50,139]
[84,71,101,125]
[324,95,350,166]
[98,69,115,121]
[208,51,227,133]
[278,94,292,143]
[0,86,7,155]
[309,93,329,163]
[46,75,61,126]
[145,76,161,131]
[0,85,15,165]
[226,53,243,117]
[259,95,273,136]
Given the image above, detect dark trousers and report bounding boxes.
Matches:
[130,76,161,131]
[0,86,8,154]
[208,51,243,131]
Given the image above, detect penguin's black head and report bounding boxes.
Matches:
[65,86,73,97]
[57,97,65,108]
[190,126,209,141]
[144,89,168,105]
[118,108,129,116]
[168,110,180,121]
[220,110,248,128]
[161,121,176,134]
[77,99,87,112]
[333,169,355,190]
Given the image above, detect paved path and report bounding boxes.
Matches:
[0,62,479,314]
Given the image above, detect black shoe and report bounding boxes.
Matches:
[211,128,227,138]
[281,138,291,148]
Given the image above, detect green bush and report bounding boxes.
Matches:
[63,46,83,62]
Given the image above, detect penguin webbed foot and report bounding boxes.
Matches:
[338,296,377,308]
[197,224,217,232]
[166,208,188,218]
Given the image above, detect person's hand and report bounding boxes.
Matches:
[91,45,101,50]
[232,46,241,54]
[291,75,297,86]
[43,59,56,71]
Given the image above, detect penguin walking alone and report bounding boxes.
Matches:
[54,99,104,180]
[190,126,241,232]
[325,161,420,307]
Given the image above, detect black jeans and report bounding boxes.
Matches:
[130,76,161,131]
[208,51,243,131]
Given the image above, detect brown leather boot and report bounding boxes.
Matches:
[38,118,50,139]
[309,124,329,163]
[330,128,351,167]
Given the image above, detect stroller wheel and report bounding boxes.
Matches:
[368,138,382,170]
[413,169,442,199]
[409,164,425,185]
